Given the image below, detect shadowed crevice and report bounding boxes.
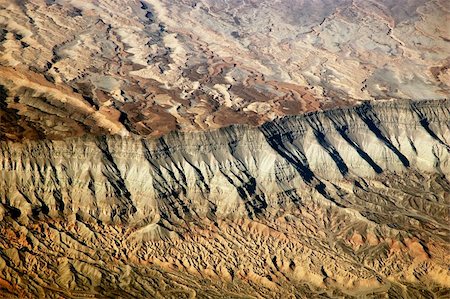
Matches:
[334,125,383,174]
[218,165,267,217]
[411,103,450,151]
[313,130,349,176]
[260,129,315,183]
[260,125,343,206]
[141,139,194,222]
[141,139,187,196]
[96,136,136,217]
[356,104,410,167]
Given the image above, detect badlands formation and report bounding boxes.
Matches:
[0,0,449,140]
[0,0,449,298]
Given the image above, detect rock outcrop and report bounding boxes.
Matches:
[0,99,449,298]
[0,0,449,138]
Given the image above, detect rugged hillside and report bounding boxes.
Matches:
[0,0,449,298]
[0,99,449,298]
[1,0,449,139]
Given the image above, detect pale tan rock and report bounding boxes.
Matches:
[0,0,448,140]
[0,100,448,298]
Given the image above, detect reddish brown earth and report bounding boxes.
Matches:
[0,0,448,140]
[0,1,449,298]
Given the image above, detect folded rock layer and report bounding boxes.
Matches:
[0,99,449,298]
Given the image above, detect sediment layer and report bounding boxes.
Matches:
[0,99,449,298]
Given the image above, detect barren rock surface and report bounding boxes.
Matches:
[0,99,449,298]
[0,0,449,139]
[0,0,449,298]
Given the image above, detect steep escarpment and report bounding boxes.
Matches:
[0,99,449,298]
[1,0,449,139]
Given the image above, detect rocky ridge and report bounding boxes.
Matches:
[0,99,449,298]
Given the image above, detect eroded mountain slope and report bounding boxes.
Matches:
[0,0,449,139]
[0,100,449,298]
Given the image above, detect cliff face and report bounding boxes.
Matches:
[0,99,449,298]
[1,0,449,297]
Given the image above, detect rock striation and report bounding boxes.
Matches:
[0,0,449,297]
[0,0,449,138]
[0,99,449,298]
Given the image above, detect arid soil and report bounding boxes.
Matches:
[0,0,449,139]
[0,0,449,298]
[1,100,449,298]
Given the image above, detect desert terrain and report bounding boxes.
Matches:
[0,0,449,298]
[0,0,449,139]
